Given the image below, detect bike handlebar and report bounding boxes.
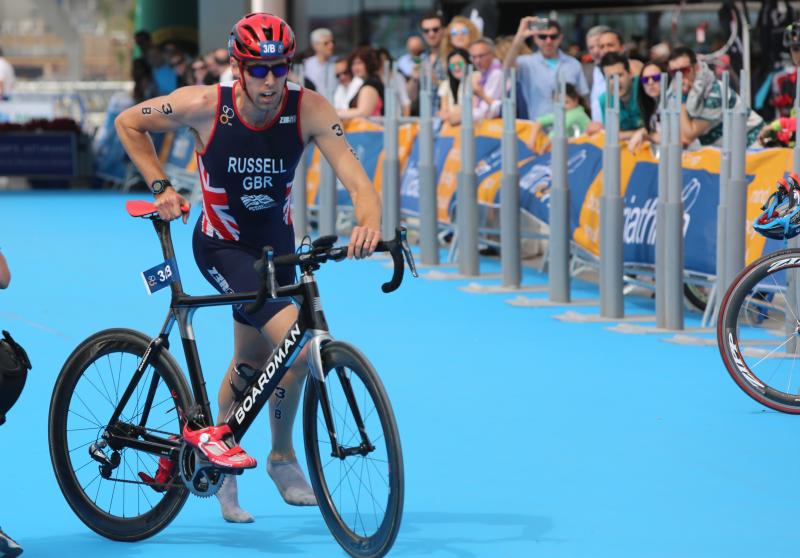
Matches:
[245,227,418,314]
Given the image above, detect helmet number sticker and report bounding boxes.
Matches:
[259,41,285,56]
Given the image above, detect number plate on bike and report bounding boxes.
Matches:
[141,259,179,294]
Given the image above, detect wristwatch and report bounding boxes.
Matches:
[151,179,172,196]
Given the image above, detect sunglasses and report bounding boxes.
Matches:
[668,65,692,77]
[192,65,207,71]
[448,60,466,71]
[537,33,560,41]
[245,63,290,79]
[335,71,350,78]
[421,26,441,34]
[450,27,470,37]
[640,74,662,85]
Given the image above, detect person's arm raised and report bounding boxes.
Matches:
[115,85,217,222]
[303,89,382,258]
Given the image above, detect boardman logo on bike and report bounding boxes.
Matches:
[234,323,302,425]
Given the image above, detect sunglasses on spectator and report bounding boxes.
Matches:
[214,57,228,65]
[192,64,207,72]
[448,60,466,71]
[536,33,560,41]
[450,27,470,37]
[640,74,662,85]
[421,26,441,34]
[668,65,692,77]
[245,63,290,79]
[335,71,350,78]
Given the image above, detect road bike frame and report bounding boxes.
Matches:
[103,218,372,464]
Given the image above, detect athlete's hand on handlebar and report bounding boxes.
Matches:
[154,186,190,224]
[348,225,381,259]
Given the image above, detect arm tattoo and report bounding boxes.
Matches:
[141,103,174,116]
[331,123,344,136]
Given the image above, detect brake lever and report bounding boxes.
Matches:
[397,228,419,278]
[264,246,277,299]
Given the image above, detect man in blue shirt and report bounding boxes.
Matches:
[589,52,643,140]
[503,16,588,120]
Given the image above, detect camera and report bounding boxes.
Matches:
[528,18,550,31]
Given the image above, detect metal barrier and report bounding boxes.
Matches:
[500,68,521,288]
[549,76,570,302]
[600,75,624,318]
[456,64,479,277]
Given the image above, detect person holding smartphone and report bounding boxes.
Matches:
[503,16,588,120]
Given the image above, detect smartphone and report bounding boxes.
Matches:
[528,18,550,31]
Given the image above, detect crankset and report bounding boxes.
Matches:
[177,442,226,497]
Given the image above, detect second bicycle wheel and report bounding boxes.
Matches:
[718,248,800,413]
[49,328,192,541]
[303,341,404,558]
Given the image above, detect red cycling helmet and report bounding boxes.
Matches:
[228,13,296,62]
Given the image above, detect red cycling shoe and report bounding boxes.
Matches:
[138,455,176,492]
[139,435,178,492]
[182,424,257,470]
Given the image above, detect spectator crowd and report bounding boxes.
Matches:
[129,9,800,153]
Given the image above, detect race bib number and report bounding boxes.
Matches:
[141,259,179,295]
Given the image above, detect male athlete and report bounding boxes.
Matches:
[115,13,382,522]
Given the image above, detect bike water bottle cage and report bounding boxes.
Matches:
[753,177,800,240]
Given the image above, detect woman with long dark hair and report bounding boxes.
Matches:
[628,60,667,153]
[437,47,471,125]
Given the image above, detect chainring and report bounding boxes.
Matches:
[178,443,225,498]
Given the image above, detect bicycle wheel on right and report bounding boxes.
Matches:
[718,248,800,413]
[303,341,404,558]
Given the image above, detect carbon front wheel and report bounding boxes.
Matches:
[718,249,800,413]
[49,328,192,540]
[303,342,404,558]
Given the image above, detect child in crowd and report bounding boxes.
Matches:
[527,84,591,152]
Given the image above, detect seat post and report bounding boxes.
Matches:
[152,219,185,297]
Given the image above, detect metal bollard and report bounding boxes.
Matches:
[418,63,439,266]
[382,60,400,240]
[457,64,479,276]
[655,72,669,328]
[724,69,749,287]
[600,74,624,318]
[664,72,684,331]
[713,72,732,318]
[549,76,570,302]
[501,68,521,287]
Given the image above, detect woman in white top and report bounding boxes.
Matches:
[437,48,470,125]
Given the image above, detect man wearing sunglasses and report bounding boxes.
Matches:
[504,16,588,120]
[115,12,381,524]
[668,46,763,148]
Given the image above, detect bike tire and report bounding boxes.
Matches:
[718,248,800,413]
[49,328,192,541]
[684,283,709,312]
[303,341,404,558]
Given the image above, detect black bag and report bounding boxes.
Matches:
[0,330,31,425]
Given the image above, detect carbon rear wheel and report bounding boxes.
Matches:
[49,329,192,540]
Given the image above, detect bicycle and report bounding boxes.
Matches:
[48,200,418,558]
[717,177,800,413]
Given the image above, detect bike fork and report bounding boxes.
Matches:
[306,335,374,459]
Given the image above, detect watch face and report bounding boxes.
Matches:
[152,180,169,195]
